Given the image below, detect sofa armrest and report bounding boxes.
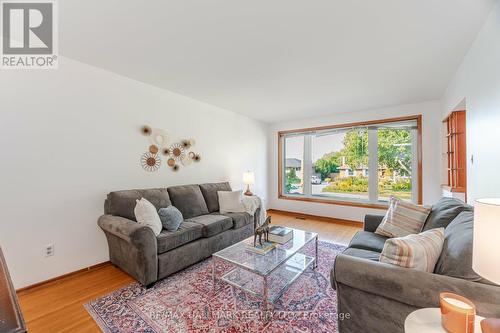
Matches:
[333,254,500,317]
[98,215,153,244]
[98,215,158,286]
[363,214,384,232]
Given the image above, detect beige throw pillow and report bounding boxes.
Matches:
[375,196,431,238]
[218,190,246,213]
[379,228,445,272]
[134,198,162,236]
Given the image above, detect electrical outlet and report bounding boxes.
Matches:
[44,244,55,257]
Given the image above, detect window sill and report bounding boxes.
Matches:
[278,194,389,210]
[441,185,466,193]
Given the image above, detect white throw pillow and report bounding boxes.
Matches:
[218,190,246,213]
[134,198,162,236]
[379,228,445,272]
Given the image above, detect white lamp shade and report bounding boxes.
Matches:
[243,171,255,185]
[473,198,500,284]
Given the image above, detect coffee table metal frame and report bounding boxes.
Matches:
[212,228,319,315]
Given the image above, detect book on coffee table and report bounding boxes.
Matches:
[246,241,276,255]
[268,226,294,244]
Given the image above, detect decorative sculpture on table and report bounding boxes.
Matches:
[254,216,272,247]
[139,125,200,172]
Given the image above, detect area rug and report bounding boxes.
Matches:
[85,241,346,333]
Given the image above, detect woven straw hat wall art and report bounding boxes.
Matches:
[140,125,200,172]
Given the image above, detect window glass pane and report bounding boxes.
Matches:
[284,136,304,195]
[377,128,413,202]
[312,128,369,201]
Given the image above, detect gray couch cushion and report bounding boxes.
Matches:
[434,212,494,285]
[216,212,253,229]
[157,223,254,280]
[199,182,232,213]
[423,197,473,231]
[156,221,203,254]
[349,231,388,253]
[186,214,233,237]
[167,185,209,219]
[343,248,380,262]
[105,188,171,221]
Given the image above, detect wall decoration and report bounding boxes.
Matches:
[181,139,193,149]
[141,126,152,136]
[139,125,200,172]
[167,143,186,161]
[148,128,169,148]
[181,154,192,166]
[141,152,161,172]
[149,145,159,154]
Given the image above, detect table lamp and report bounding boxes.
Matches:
[243,171,255,196]
[473,199,500,333]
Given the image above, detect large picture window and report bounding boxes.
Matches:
[278,116,422,207]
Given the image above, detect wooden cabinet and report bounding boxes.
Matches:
[443,110,467,196]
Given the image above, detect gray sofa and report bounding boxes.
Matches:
[98,182,258,286]
[331,198,500,333]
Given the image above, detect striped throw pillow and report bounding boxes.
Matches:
[379,228,445,272]
[375,196,431,238]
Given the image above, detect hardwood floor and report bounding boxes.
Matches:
[17,211,360,332]
[268,210,361,246]
[17,264,134,332]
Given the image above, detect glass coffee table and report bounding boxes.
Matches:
[212,228,318,314]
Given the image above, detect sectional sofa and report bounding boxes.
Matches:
[98,182,259,286]
[331,198,500,333]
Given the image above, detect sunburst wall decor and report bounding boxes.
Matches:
[140,152,161,172]
[139,125,201,172]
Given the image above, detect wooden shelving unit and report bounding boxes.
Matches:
[442,110,467,196]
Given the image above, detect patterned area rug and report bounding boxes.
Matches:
[85,241,346,333]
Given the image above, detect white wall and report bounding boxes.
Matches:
[267,101,443,222]
[443,1,500,204]
[0,57,268,288]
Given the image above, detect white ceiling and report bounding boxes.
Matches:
[60,0,496,123]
